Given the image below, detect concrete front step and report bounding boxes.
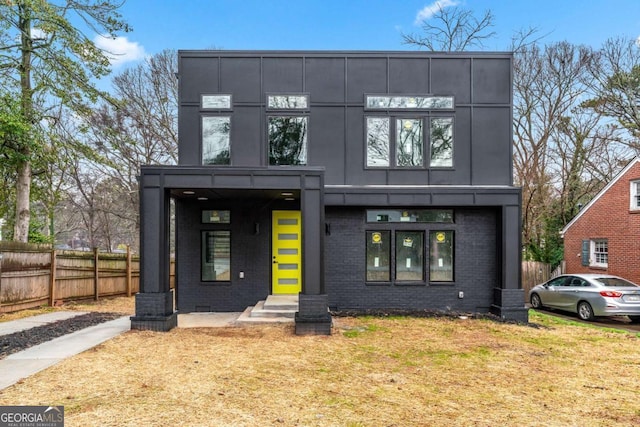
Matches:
[249,300,296,318]
[262,294,299,312]
[235,294,299,325]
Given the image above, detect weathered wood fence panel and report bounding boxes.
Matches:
[521,261,565,302]
[0,244,171,314]
[0,249,51,312]
[54,251,96,302]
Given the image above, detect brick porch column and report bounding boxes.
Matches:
[296,173,331,335]
[130,173,177,331]
[491,204,528,322]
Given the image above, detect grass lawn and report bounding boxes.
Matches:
[1,298,639,426]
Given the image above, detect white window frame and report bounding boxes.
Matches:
[590,239,608,268]
[630,180,640,210]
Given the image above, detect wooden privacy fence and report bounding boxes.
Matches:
[521,261,565,301]
[0,244,175,314]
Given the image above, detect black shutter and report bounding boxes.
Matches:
[581,240,589,266]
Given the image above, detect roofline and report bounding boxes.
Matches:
[177,49,513,59]
[560,157,640,238]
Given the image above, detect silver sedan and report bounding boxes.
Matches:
[529,274,640,322]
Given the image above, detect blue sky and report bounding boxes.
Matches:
[96,0,640,69]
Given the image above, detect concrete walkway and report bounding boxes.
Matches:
[0,313,130,390]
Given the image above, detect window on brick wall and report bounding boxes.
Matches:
[366,210,454,285]
[590,239,608,268]
[202,230,231,282]
[630,180,640,210]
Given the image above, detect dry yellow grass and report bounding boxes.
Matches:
[1,309,639,426]
[0,296,134,322]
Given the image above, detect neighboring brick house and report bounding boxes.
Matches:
[130,50,526,334]
[561,158,640,283]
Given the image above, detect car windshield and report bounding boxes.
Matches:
[594,277,639,288]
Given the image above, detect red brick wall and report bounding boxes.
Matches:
[563,161,640,283]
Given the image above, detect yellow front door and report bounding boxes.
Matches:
[272,210,302,294]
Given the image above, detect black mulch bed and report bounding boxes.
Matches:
[0,312,125,359]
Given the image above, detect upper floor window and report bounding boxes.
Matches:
[268,116,308,166]
[201,94,232,110]
[366,117,453,169]
[366,95,454,110]
[630,180,640,210]
[396,118,423,167]
[267,94,309,110]
[430,118,454,167]
[202,116,230,165]
[366,117,390,167]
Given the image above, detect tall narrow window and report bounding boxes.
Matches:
[268,116,308,165]
[396,231,424,281]
[366,117,390,167]
[430,231,453,282]
[366,231,390,281]
[202,116,230,165]
[430,118,453,167]
[396,119,423,167]
[631,180,640,210]
[202,231,231,281]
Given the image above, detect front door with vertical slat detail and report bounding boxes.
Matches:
[272,210,302,294]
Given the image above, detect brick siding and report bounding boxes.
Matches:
[563,161,640,283]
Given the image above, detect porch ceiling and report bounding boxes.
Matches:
[170,188,300,202]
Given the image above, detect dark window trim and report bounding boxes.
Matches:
[365,230,391,284]
[429,230,455,283]
[201,114,232,166]
[364,115,456,171]
[201,229,232,284]
[429,116,455,170]
[266,114,309,166]
[364,222,456,287]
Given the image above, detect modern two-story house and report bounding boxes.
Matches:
[130,50,526,335]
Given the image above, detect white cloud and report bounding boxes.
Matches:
[31,28,48,41]
[415,0,459,25]
[93,35,146,67]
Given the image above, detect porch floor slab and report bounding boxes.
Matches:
[177,295,303,327]
[178,312,242,328]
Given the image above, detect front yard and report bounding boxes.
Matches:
[1,298,639,426]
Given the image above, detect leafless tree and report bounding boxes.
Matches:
[58,49,179,251]
[402,6,496,51]
[513,41,629,262]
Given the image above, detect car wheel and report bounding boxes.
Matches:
[530,293,543,309]
[628,315,640,324]
[577,301,595,321]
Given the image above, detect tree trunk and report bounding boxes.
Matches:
[14,160,31,242]
[14,4,33,243]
